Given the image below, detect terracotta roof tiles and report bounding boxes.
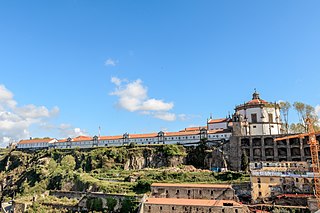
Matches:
[151,183,232,188]
[18,138,53,144]
[145,198,241,207]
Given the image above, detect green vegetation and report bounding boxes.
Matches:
[0,145,249,212]
[162,144,187,156]
[106,197,117,212]
[120,197,138,213]
[86,197,104,212]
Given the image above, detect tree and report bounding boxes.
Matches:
[60,155,76,172]
[240,151,249,173]
[279,101,291,134]
[47,159,57,174]
[120,198,138,213]
[107,197,117,213]
[293,102,319,133]
[86,197,103,212]
[289,123,305,134]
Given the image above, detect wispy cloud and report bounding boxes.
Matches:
[105,58,118,66]
[110,77,178,121]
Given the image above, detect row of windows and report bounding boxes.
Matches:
[147,205,239,213]
[21,134,231,148]
[20,143,47,147]
[251,113,275,123]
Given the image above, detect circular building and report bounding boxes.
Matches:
[233,90,282,136]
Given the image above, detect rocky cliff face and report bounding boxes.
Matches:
[124,148,185,170]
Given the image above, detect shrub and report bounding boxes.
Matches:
[107,197,117,212]
[86,197,104,212]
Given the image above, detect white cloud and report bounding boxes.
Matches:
[153,112,176,121]
[140,99,173,111]
[110,77,177,121]
[0,84,60,147]
[111,77,122,86]
[58,124,87,138]
[105,58,117,66]
[0,85,17,109]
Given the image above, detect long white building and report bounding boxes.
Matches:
[17,128,232,150]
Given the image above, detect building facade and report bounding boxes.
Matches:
[17,128,232,150]
[150,183,238,201]
[144,198,248,213]
[249,161,314,202]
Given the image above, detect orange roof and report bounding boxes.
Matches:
[57,138,68,143]
[246,99,268,105]
[165,131,200,136]
[73,136,92,141]
[129,133,158,138]
[99,135,122,140]
[180,127,206,132]
[145,198,241,207]
[207,118,229,124]
[18,138,53,144]
[151,183,232,189]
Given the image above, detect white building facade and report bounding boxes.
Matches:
[233,91,282,136]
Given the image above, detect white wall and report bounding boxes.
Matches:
[208,122,228,130]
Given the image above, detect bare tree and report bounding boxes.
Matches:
[279,101,291,134]
[293,102,319,132]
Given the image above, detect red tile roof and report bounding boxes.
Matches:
[145,198,241,207]
[207,118,229,124]
[151,183,232,188]
[18,138,53,144]
[180,127,206,132]
[129,133,158,138]
[165,131,200,136]
[246,99,268,105]
[99,135,122,140]
[73,136,92,141]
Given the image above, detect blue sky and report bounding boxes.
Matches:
[0,1,320,146]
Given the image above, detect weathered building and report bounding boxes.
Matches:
[249,161,314,202]
[143,198,249,213]
[150,183,238,201]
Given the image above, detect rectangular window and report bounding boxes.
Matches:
[251,113,257,123]
[268,113,273,122]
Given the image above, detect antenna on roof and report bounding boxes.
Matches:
[98,126,101,138]
[210,113,212,119]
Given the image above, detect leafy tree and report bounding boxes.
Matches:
[47,159,57,174]
[163,144,186,156]
[120,197,138,213]
[86,197,103,212]
[107,197,117,212]
[134,179,151,193]
[60,155,76,171]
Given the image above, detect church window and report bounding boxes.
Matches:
[251,113,257,123]
[268,113,273,122]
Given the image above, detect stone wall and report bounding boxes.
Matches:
[144,202,248,213]
[151,185,237,201]
[228,135,313,171]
